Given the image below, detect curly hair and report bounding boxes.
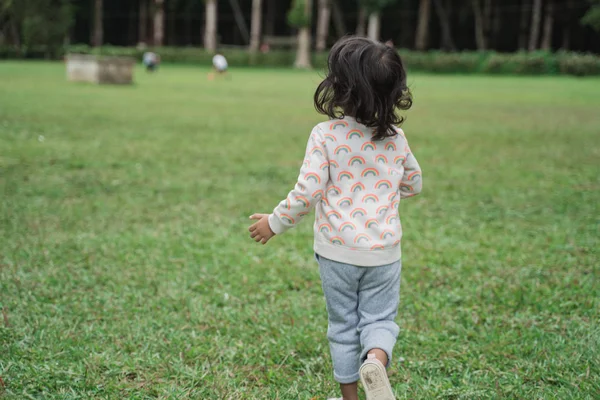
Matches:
[314,36,412,141]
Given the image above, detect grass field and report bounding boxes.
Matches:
[1,61,599,399]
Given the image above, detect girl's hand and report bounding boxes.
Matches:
[248,214,276,244]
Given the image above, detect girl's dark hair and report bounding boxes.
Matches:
[314,36,412,141]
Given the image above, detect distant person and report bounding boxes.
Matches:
[248,36,421,400]
[208,53,228,80]
[142,51,160,72]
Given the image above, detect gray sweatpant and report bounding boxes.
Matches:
[316,253,401,384]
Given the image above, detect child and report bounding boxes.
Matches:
[248,36,422,400]
[208,53,228,80]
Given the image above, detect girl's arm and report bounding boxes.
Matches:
[399,143,423,199]
[268,126,329,235]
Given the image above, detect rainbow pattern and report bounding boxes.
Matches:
[351,182,366,192]
[330,120,349,130]
[375,154,388,164]
[363,194,379,203]
[331,236,346,245]
[285,198,291,210]
[361,168,379,178]
[361,142,376,151]
[408,171,421,181]
[354,233,370,244]
[350,208,367,218]
[371,244,385,250]
[329,160,339,168]
[375,179,392,189]
[311,147,324,157]
[305,172,321,184]
[337,197,353,207]
[388,192,397,201]
[298,211,309,217]
[337,171,354,181]
[346,129,365,140]
[334,145,352,155]
[320,161,330,171]
[302,159,310,168]
[380,230,395,240]
[388,168,400,176]
[328,185,342,196]
[312,189,324,199]
[348,155,366,166]
[385,142,397,151]
[394,155,406,165]
[324,134,337,142]
[365,218,379,229]
[340,222,356,232]
[393,240,401,246]
[327,210,342,219]
[386,214,398,225]
[377,205,389,215]
[280,214,295,224]
[295,196,310,208]
[391,200,399,209]
[319,223,333,233]
[400,183,413,192]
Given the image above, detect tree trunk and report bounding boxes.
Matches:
[294,0,312,69]
[330,0,348,37]
[153,0,165,46]
[433,0,455,51]
[229,0,249,44]
[316,0,331,51]
[472,0,486,50]
[356,7,367,36]
[415,0,431,50]
[139,0,148,44]
[540,0,554,50]
[167,1,176,45]
[265,0,276,36]
[367,12,380,41]
[185,2,193,45]
[204,0,218,52]
[518,0,529,50]
[249,0,262,52]
[528,0,542,51]
[128,0,137,45]
[92,0,103,47]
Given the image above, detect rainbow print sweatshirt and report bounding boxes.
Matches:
[268,117,422,267]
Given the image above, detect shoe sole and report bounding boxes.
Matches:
[359,360,395,400]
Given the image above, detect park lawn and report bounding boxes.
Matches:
[0,61,599,399]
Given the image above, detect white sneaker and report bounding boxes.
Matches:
[359,354,396,400]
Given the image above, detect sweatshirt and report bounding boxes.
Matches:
[268,116,422,267]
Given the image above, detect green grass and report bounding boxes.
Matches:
[1,61,599,399]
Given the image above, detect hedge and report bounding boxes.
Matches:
[1,44,600,76]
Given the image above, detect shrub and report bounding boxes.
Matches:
[2,44,600,76]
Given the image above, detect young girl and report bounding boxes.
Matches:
[248,36,422,400]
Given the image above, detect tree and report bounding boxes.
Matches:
[316,0,331,51]
[415,0,431,50]
[541,0,554,50]
[356,6,366,36]
[2,0,73,57]
[433,0,455,51]
[581,0,600,32]
[518,0,530,50]
[139,0,148,44]
[359,0,396,42]
[153,0,164,46]
[528,0,542,51]
[204,0,218,52]
[249,0,262,53]
[92,0,102,47]
[472,0,486,50]
[287,0,312,69]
